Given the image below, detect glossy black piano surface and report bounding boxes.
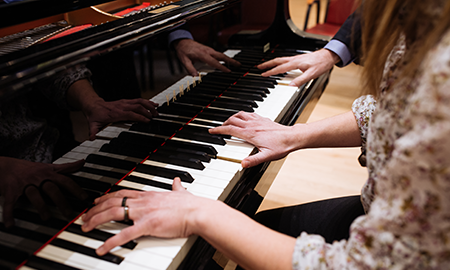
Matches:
[0,0,330,269]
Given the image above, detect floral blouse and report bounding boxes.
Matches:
[292,14,450,270]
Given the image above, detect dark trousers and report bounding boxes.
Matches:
[213,195,365,270]
[253,195,365,243]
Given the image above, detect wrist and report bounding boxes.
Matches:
[81,97,105,117]
[322,48,341,65]
[188,199,227,237]
[285,124,308,151]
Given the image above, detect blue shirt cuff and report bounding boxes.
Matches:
[168,29,193,46]
[324,39,353,67]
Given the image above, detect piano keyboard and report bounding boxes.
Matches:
[1,48,308,270]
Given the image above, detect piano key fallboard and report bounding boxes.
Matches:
[0,46,327,270]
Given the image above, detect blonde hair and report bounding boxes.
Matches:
[360,0,450,96]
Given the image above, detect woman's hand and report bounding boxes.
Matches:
[81,178,211,256]
[209,112,298,168]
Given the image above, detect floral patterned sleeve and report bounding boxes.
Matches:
[292,30,450,269]
[351,95,377,151]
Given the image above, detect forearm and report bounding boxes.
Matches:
[66,79,103,113]
[291,111,361,150]
[192,201,295,270]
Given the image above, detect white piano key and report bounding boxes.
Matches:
[56,231,178,270]
[126,173,224,200]
[38,244,163,270]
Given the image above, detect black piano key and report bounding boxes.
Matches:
[100,142,149,159]
[117,132,165,147]
[236,79,275,89]
[124,175,172,190]
[200,76,239,84]
[229,84,271,94]
[153,114,192,124]
[175,96,214,107]
[226,86,269,96]
[156,103,202,118]
[0,229,44,254]
[85,154,137,171]
[176,130,226,145]
[195,85,267,98]
[197,108,236,123]
[0,243,30,268]
[221,91,264,101]
[182,124,230,138]
[101,137,206,170]
[179,91,218,100]
[51,238,123,264]
[196,81,233,89]
[164,139,217,157]
[244,73,279,83]
[148,152,205,170]
[233,81,272,91]
[203,71,242,79]
[134,163,194,183]
[26,256,81,270]
[130,120,183,136]
[12,209,69,230]
[80,166,126,180]
[0,223,52,244]
[65,224,137,250]
[68,175,113,194]
[118,131,166,146]
[157,146,211,162]
[218,96,259,108]
[210,100,255,112]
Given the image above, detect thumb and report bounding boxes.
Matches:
[88,122,100,141]
[179,55,198,76]
[241,152,268,168]
[289,68,318,87]
[172,177,185,191]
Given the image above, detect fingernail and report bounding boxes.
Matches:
[241,160,248,168]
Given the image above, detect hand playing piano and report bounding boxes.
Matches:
[209,112,296,168]
[81,177,208,256]
[257,48,341,87]
[173,39,241,76]
[0,157,88,228]
[83,98,159,140]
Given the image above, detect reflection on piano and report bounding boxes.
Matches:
[0,0,331,269]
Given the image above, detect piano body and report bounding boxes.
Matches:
[0,0,331,269]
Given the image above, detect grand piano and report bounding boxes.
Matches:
[0,0,331,269]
